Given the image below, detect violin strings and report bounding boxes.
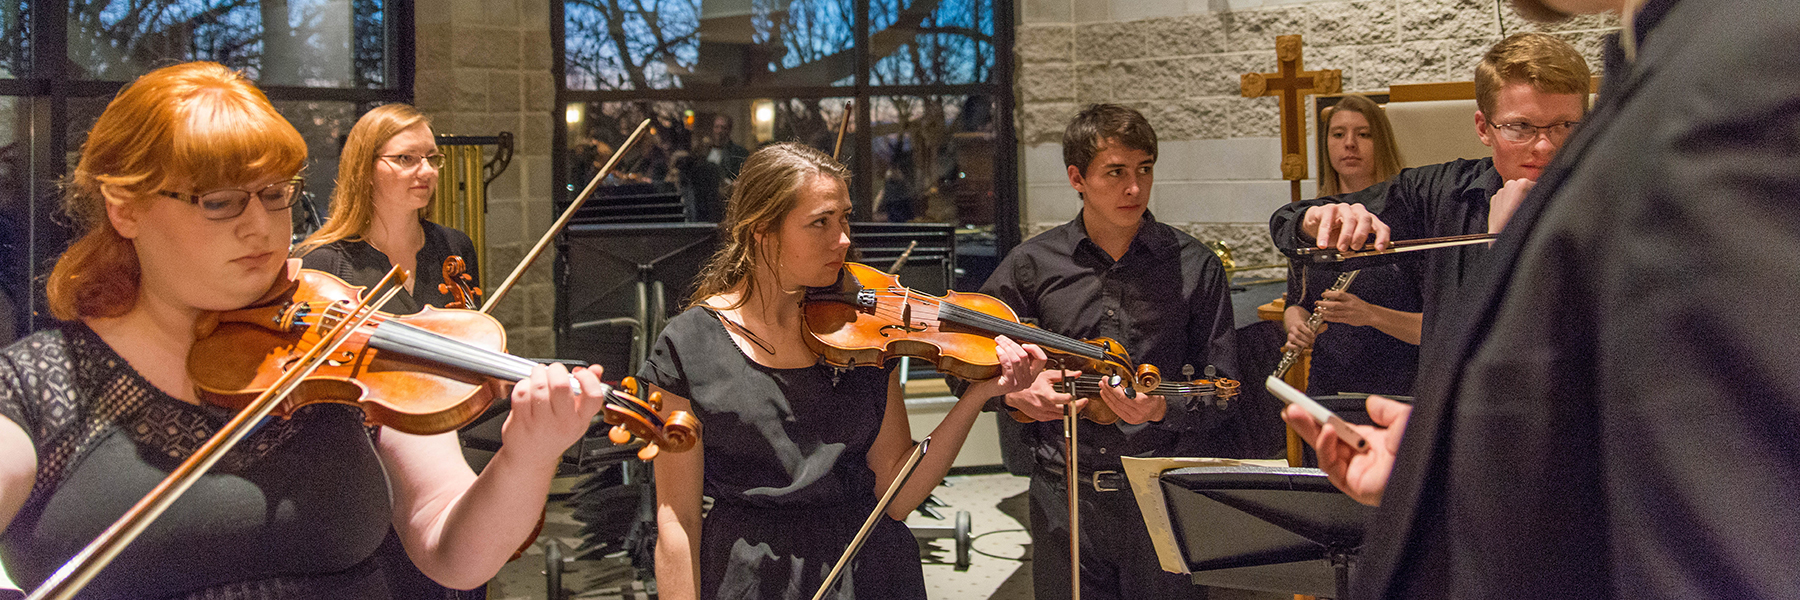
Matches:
[312,303,668,430]
[856,292,1102,359]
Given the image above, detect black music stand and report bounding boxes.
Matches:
[1123,458,1370,599]
[556,222,719,377]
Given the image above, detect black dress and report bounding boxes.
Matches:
[294,219,486,599]
[1283,182,1423,396]
[637,307,924,600]
[0,324,458,600]
[298,220,480,316]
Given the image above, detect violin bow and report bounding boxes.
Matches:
[832,100,853,160]
[886,240,918,274]
[28,268,409,600]
[480,118,652,313]
[810,437,930,600]
[1293,233,1497,269]
[1064,397,1081,599]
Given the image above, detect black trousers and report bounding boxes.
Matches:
[1029,467,1205,600]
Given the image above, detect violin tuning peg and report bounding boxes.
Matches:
[1204,365,1217,378]
[622,377,640,396]
[608,425,632,446]
[1182,364,1195,378]
[637,444,660,462]
[647,390,663,411]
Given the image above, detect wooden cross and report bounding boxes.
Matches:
[1241,34,1341,202]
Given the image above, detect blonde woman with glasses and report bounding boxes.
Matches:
[295,103,475,315]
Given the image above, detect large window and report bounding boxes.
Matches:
[0,1,413,337]
[555,0,1017,288]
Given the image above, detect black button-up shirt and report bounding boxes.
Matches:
[980,211,1241,472]
[1270,157,1502,342]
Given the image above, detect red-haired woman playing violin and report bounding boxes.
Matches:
[0,62,600,599]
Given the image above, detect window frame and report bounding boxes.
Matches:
[550,0,1019,256]
[4,1,416,333]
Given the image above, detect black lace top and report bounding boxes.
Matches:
[0,324,436,600]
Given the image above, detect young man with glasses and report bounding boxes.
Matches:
[1269,32,1592,346]
[1286,0,1800,596]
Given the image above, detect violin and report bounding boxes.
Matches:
[189,266,700,459]
[28,266,700,600]
[1055,370,1242,410]
[803,262,1161,424]
[437,255,483,310]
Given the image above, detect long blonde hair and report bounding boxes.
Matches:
[688,142,849,309]
[1317,94,1404,196]
[47,61,306,320]
[293,103,432,256]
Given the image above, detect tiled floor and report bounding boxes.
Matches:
[489,473,1036,600]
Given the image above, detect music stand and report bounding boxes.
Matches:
[556,222,719,377]
[1122,457,1370,599]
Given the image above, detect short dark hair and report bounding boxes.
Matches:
[1062,104,1157,175]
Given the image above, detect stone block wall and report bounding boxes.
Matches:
[416,0,557,358]
[1016,0,1617,271]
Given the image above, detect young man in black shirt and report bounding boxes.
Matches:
[1270,32,1593,343]
[980,103,1240,600]
[1285,0,1800,597]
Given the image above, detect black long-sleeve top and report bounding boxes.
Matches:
[1269,157,1500,342]
[298,219,481,316]
[979,211,1242,472]
[1282,180,1424,396]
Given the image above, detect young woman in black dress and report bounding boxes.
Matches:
[295,103,476,315]
[644,142,1047,600]
[1284,95,1423,396]
[0,62,605,599]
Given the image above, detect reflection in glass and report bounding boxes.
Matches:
[270,100,359,239]
[870,94,993,225]
[564,0,860,91]
[561,97,995,229]
[565,99,852,223]
[869,0,993,86]
[0,96,26,341]
[66,0,387,87]
[563,0,995,90]
[0,1,26,78]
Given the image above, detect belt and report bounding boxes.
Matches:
[1040,463,1129,492]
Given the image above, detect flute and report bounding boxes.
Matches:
[1271,269,1360,379]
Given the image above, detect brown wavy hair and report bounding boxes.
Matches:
[293,103,432,256]
[687,142,849,309]
[1475,32,1593,118]
[1317,94,1405,196]
[47,61,306,320]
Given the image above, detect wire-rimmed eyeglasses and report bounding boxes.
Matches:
[379,153,447,170]
[1486,120,1579,144]
[158,176,306,221]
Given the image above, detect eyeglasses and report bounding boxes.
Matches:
[1486,120,1579,144]
[379,153,446,170]
[158,176,306,221]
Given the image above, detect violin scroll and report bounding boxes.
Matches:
[612,378,702,461]
[438,255,483,310]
